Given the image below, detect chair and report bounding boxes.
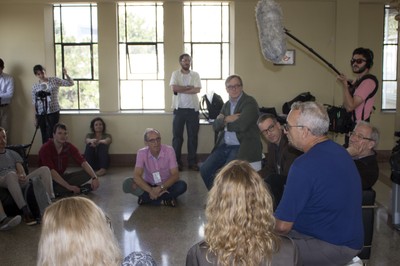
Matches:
[358,189,376,263]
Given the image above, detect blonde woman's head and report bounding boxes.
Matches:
[205,160,279,266]
[37,197,122,266]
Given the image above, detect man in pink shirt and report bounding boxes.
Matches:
[338,47,378,146]
[122,128,187,207]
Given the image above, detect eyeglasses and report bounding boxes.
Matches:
[350,58,366,65]
[261,123,276,134]
[348,131,374,141]
[147,137,161,144]
[283,123,304,132]
[227,84,242,90]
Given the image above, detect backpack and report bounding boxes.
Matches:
[325,105,354,134]
[282,92,316,115]
[199,93,224,120]
[24,177,52,219]
[326,74,378,134]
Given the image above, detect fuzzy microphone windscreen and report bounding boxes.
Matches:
[255,0,286,63]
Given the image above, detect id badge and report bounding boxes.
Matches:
[152,171,162,184]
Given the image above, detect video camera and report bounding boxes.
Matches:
[35,90,51,99]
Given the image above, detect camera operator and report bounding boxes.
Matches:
[31,65,74,144]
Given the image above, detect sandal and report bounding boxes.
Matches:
[161,199,176,207]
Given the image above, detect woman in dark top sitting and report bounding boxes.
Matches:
[186,160,300,266]
[84,117,112,176]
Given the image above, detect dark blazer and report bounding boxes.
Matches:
[213,92,262,163]
[259,134,302,178]
[186,235,300,266]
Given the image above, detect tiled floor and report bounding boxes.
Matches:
[0,164,400,266]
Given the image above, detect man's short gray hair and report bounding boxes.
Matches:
[290,101,329,136]
[355,121,380,149]
[143,128,160,142]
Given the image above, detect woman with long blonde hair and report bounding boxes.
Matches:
[186,160,299,266]
[37,197,122,266]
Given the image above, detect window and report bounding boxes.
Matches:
[382,6,399,110]
[54,4,99,110]
[184,2,230,100]
[118,2,164,110]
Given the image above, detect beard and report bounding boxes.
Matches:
[352,64,367,74]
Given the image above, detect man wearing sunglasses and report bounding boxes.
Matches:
[347,121,380,190]
[337,48,378,141]
[275,101,363,265]
[257,113,302,210]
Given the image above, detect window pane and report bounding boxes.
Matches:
[191,5,222,42]
[157,5,164,42]
[125,5,157,42]
[118,5,127,42]
[54,6,61,43]
[59,85,78,109]
[204,79,228,101]
[55,45,62,77]
[382,6,398,110]
[79,81,99,109]
[120,80,143,109]
[157,44,164,79]
[184,5,191,42]
[61,6,92,43]
[193,44,222,79]
[143,80,165,109]
[384,8,398,44]
[64,45,93,79]
[127,45,158,79]
[383,45,398,80]
[382,81,397,109]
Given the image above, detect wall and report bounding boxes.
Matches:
[0,0,396,161]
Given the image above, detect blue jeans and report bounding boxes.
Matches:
[172,108,199,166]
[84,143,110,171]
[200,144,240,190]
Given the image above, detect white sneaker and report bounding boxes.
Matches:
[0,215,22,231]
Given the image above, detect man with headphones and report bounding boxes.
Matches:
[338,47,378,146]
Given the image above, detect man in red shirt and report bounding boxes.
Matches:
[39,123,100,197]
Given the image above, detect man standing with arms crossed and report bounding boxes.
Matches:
[170,54,201,171]
[0,58,14,133]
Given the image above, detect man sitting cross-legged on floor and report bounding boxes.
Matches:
[38,123,100,197]
[0,127,53,225]
[122,128,187,207]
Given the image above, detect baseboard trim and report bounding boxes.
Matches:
[27,153,212,168]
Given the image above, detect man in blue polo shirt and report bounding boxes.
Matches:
[275,101,363,265]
